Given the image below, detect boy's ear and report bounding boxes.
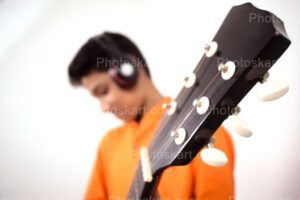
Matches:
[126,54,150,79]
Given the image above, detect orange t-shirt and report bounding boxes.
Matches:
[84,97,235,200]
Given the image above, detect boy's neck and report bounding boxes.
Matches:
[135,86,163,122]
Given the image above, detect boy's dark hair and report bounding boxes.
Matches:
[68,31,150,86]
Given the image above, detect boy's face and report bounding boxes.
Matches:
[81,71,145,122]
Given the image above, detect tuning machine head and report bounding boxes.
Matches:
[204,41,218,57]
[170,128,187,145]
[200,137,228,167]
[218,61,236,80]
[193,96,210,115]
[162,100,177,116]
[225,106,253,138]
[257,72,289,101]
[183,72,197,88]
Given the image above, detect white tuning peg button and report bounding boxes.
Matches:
[183,73,197,88]
[204,41,218,57]
[170,128,187,145]
[228,115,253,137]
[193,96,210,115]
[162,100,177,116]
[218,61,236,80]
[200,147,228,167]
[257,79,289,101]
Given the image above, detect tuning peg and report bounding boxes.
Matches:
[256,72,289,101]
[162,100,177,116]
[226,107,253,137]
[204,41,218,57]
[229,115,253,137]
[218,61,236,80]
[170,128,187,145]
[200,137,228,167]
[193,96,210,115]
[183,72,197,88]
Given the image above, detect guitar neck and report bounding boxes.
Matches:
[127,161,162,199]
[127,3,291,199]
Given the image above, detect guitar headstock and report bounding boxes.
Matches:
[128,3,291,198]
[149,2,290,174]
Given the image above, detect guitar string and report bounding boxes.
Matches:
[128,56,211,198]
[142,53,219,167]
[145,57,210,159]
[146,55,209,152]
[149,70,222,169]
[130,56,224,198]
[129,56,210,197]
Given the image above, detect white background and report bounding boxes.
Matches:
[0,0,299,199]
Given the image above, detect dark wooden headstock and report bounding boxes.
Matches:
[127,2,291,199]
